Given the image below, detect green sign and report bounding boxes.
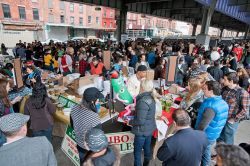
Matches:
[58,95,78,108]
[61,126,80,166]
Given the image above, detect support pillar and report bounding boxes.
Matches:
[116,7,127,42]
[192,24,197,36]
[236,31,239,37]
[244,25,249,39]
[220,28,224,38]
[196,0,217,50]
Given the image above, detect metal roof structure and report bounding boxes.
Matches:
[65,0,250,31]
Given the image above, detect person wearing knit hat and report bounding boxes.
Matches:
[85,128,108,152]
[83,128,120,166]
[127,65,147,97]
[0,113,57,166]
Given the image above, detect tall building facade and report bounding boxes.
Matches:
[101,7,116,39]
[0,0,242,47]
[126,12,178,38]
[0,0,43,47]
[0,0,117,47]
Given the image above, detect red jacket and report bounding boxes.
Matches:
[90,62,104,75]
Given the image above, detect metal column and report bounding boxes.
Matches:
[116,6,127,42]
[196,0,217,50]
[220,28,224,38]
[192,24,197,36]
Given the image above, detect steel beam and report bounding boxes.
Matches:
[125,0,171,4]
[228,0,250,7]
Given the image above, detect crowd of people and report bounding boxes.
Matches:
[0,38,250,166]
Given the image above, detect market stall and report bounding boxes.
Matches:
[19,71,118,137]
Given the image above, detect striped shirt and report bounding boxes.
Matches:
[70,105,101,149]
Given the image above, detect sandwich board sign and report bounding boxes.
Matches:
[61,126,135,166]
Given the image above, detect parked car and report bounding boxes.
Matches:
[87,36,105,42]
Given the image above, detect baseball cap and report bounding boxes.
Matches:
[0,113,30,133]
[83,87,104,102]
[85,128,108,152]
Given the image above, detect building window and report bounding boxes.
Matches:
[70,3,74,12]
[60,1,65,10]
[104,22,106,27]
[88,16,91,24]
[33,8,39,20]
[60,15,65,23]
[48,0,53,9]
[104,10,106,17]
[96,17,99,24]
[48,14,54,23]
[79,17,83,26]
[70,16,74,25]
[79,4,83,13]
[18,6,26,20]
[2,4,11,18]
[110,22,112,28]
[110,12,113,18]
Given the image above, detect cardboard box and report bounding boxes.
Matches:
[146,70,155,80]
[58,76,68,86]
[103,51,111,70]
[13,58,23,88]
[41,71,49,80]
[69,75,98,92]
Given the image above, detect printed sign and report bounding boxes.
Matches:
[58,95,78,108]
[61,126,80,166]
[106,131,134,155]
[61,127,135,166]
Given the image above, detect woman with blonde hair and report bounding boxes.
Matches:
[180,77,204,127]
[127,79,156,166]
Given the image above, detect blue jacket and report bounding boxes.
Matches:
[129,55,138,68]
[195,96,228,141]
[147,52,156,65]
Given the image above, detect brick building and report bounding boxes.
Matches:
[101,7,116,39]
[126,12,178,38]
[0,0,43,47]
[0,0,117,47]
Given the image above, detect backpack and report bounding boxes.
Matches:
[236,88,250,121]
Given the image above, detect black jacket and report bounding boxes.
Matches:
[229,58,237,71]
[130,92,156,136]
[157,128,208,166]
[239,77,249,90]
[207,66,223,82]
